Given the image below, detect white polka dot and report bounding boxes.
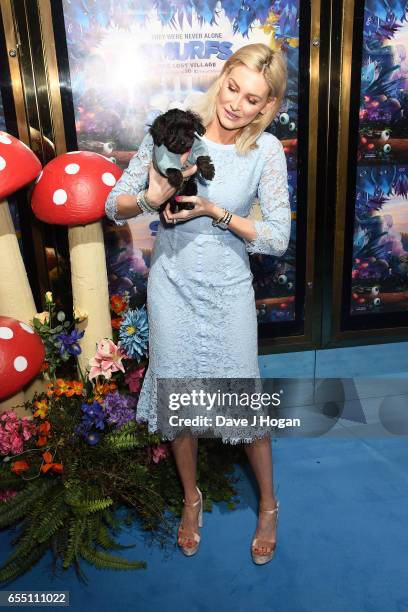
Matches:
[35,170,43,184]
[0,134,12,144]
[14,356,28,372]
[102,172,116,186]
[0,156,6,171]
[0,327,13,339]
[64,163,80,174]
[53,189,67,205]
[19,322,34,334]
[66,151,78,155]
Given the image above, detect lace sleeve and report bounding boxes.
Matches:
[105,131,154,225]
[244,135,291,257]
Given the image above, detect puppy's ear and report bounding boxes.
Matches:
[148,114,167,146]
[186,110,206,137]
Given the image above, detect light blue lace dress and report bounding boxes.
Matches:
[105,131,291,444]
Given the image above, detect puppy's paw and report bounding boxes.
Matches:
[166,168,184,189]
[196,156,215,180]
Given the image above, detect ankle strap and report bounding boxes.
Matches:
[183,496,201,507]
[183,498,200,506]
[259,501,279,514]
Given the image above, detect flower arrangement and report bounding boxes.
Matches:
[0,291,243,585]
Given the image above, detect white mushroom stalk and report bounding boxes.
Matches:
[68,221,112,372]
[31,152,123,373]
[0,132,42,416]
[0,201,36,321]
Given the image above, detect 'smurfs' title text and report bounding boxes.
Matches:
[149,40,234,61]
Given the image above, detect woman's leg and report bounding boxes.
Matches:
[170,434,200,546]
[244,435,278,554]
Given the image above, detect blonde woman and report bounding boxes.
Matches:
[105,43,291,565]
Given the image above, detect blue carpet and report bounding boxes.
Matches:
[1,342,407,612]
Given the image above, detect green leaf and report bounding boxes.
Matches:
[57,311,66,322]
[79,544,146,570]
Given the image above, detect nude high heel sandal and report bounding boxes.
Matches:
[177,486,203,557]
[251,500,280,565]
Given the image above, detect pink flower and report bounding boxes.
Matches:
[88,339,127,381]
[151,444,169,464]
[0,411,36,456]
[0,490,18,502]
[10,434,23,455]
[125,365,146,393]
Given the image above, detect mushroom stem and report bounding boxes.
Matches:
[68,221,112,374]
[0,199,37,320]
[0,200,37,416]
[0,391,26,417]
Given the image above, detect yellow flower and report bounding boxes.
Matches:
[33,311,50,325]
[33,399,49,419]
[73,307,88,322]
[45,291,53,304]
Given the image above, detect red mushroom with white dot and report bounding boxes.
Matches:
[0,316,45,415]
[0,131,42,323]
[31,151,123,371]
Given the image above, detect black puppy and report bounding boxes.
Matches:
[148,108,215,214]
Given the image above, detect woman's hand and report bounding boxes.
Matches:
[145,151,197,208]
[162,195,219,224]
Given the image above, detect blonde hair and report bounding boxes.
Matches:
[187,43,287,155]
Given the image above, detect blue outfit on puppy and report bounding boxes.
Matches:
[153,134,210,175]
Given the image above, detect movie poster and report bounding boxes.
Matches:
[351,0,408,315]
[61,0,299,323]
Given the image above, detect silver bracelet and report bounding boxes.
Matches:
[137,189,160,214]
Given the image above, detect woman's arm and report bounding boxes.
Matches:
[105,132,154,226]
[242,136,291,257]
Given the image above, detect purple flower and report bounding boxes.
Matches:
[103,391,137,428]
[83,431,100,445]
[81,401,106,430]
[57,329,85,357]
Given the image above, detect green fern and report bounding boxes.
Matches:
[0,542,49,585]
[0,479,56,528]
[79,543,146,570]
[95,523,135,551]
[5,494,64,563]
[108,433,143,450]
[103,423,146,450]
[102,508,121,530]
[63,517,87,569]
[32,492,69,543]
[67,497,113,513]
[9,499,44,549]
[0,471,24,489]
[84,514,101,546]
